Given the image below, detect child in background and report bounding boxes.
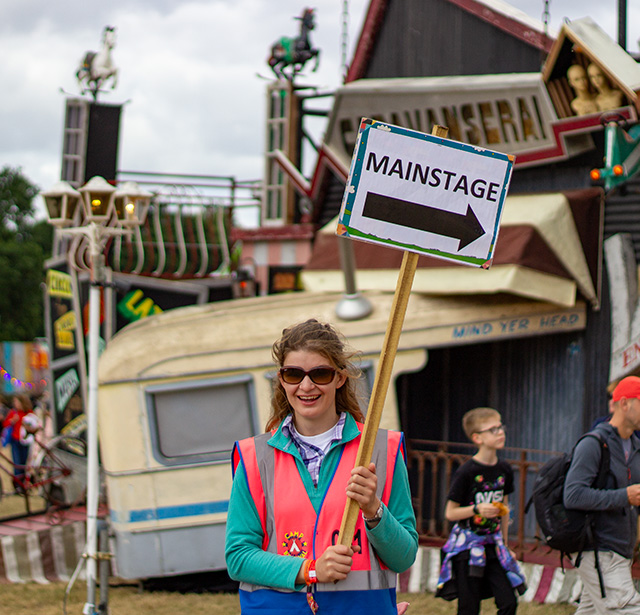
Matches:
[21,405,43,471]
[2,394,34,490]
[27,393,52,464]
[436,407,526,615]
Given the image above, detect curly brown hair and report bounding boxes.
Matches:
[265,319,365,431]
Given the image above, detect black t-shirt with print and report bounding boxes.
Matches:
[448,458,514,535]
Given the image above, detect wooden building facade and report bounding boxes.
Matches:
[267,0,640,457]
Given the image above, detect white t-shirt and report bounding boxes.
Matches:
[296,427,337,455]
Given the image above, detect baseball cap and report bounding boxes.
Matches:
[611,376,640,402]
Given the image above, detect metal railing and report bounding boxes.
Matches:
[53,171,264,278]
[407,438,562,556]
[108,171,262,278]
[117,170,262,230]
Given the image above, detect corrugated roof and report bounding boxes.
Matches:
[347,0,554,82]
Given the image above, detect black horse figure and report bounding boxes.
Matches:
[268,8,320,80]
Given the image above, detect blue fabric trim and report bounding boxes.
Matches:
[232,440,254,498]
[113,500,229,523]
[232,441,241,478]
[388,432,406,487]
[239,587,398,614]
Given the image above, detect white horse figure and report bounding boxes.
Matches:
[76,26,119,99]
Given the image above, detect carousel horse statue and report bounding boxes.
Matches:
[268,8,320,80]
[76,26,119,100]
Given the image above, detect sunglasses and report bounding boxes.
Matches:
[475,424,506,436]
[279,366,337,385]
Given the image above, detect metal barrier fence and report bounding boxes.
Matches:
[407,439,562,555]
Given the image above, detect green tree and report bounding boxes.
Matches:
[29,219,55,256]
[0,166,39,240]
[0,240,45,340]
[0,167,51,342]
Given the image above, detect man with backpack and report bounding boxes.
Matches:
[564,376,640,614]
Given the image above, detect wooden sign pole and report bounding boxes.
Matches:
[337,124,449,547]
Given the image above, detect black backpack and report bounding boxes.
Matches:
[526,432,610,597]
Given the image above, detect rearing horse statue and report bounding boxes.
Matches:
[268,8,320,80]
[76,26,119,100]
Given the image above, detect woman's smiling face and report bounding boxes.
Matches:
[278,349,347,436]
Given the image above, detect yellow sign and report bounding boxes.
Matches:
[118,289,163,322]
[54,311,77,351]
[47,270,73,298]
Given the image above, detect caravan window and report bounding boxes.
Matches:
[146,374,259,465]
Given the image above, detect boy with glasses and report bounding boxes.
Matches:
[436,407,526,615]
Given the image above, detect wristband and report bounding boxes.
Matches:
[473,504,479,515]
[363,501,384,523]
[304,559,317,585]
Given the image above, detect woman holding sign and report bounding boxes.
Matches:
[225,319,418,614]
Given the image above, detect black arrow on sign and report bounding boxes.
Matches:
[362,192,485,250]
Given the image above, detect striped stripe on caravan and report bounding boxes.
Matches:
[111,499,229,523]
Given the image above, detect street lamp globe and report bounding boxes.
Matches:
[114,181,152,226]
[41,181,81,227]
[78,176,116,222]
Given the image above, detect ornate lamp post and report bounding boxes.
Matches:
[41,181,82,227]
[114,181,152,226]
[78,176,117,223]
[43,176,148,615]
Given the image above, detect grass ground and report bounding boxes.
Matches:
[4,581,576,615]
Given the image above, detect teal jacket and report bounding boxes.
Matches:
[225,413,418,592]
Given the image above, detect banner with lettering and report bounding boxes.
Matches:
[52,363,85,437]
[46,267,78,362]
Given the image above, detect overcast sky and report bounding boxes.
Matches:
[1,0,638,223]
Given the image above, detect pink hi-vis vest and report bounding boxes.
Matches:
[232,421,404,608]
